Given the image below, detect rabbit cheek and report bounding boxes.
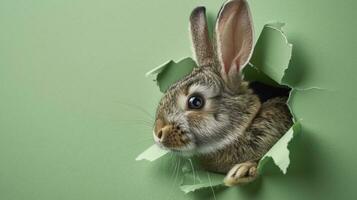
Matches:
[186,112,204,122]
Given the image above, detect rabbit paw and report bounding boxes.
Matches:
[224,161,258,186]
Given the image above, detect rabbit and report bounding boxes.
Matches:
[152,0,293,186]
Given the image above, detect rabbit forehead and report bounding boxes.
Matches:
[188,83,220,98]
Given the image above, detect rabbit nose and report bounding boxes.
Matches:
[156,126,170,142]
[157,130,163,139]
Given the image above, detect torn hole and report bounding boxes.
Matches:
[138,22,300,193]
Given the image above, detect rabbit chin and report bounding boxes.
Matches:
[170,144,197,157]
[172,144,197,157]
[152,130,197,157]
[154,140,197,157]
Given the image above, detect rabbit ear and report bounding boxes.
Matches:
[215,0,253,91]
[190,7,215,66]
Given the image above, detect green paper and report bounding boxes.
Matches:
[257,122,301,174]
[1,0,356,199]
[135,144,169,162]
[179,159,224,193]
[146,57,197,92]
[180,171,224,193]
[145,60,173,77]
[244,22,292,86]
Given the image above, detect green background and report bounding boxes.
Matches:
[0,0,356,199]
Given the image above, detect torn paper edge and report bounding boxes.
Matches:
[180,183,221,194]
[145,57,198,92]
[248,22,293,86]
[145,60,173,78]
[257,122,301,174]
[180,161,224,193]
[135,144,169,162]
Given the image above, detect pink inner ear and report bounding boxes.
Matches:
[220,14,238,74]
[217,1,253,75]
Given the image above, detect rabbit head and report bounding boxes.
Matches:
[153,0,259,156]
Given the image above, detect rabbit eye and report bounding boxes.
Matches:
[187,95,205,109]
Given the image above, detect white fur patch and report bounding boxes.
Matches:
[196,133,236,154]
[190,113,236,154]
[177,94,186,110]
